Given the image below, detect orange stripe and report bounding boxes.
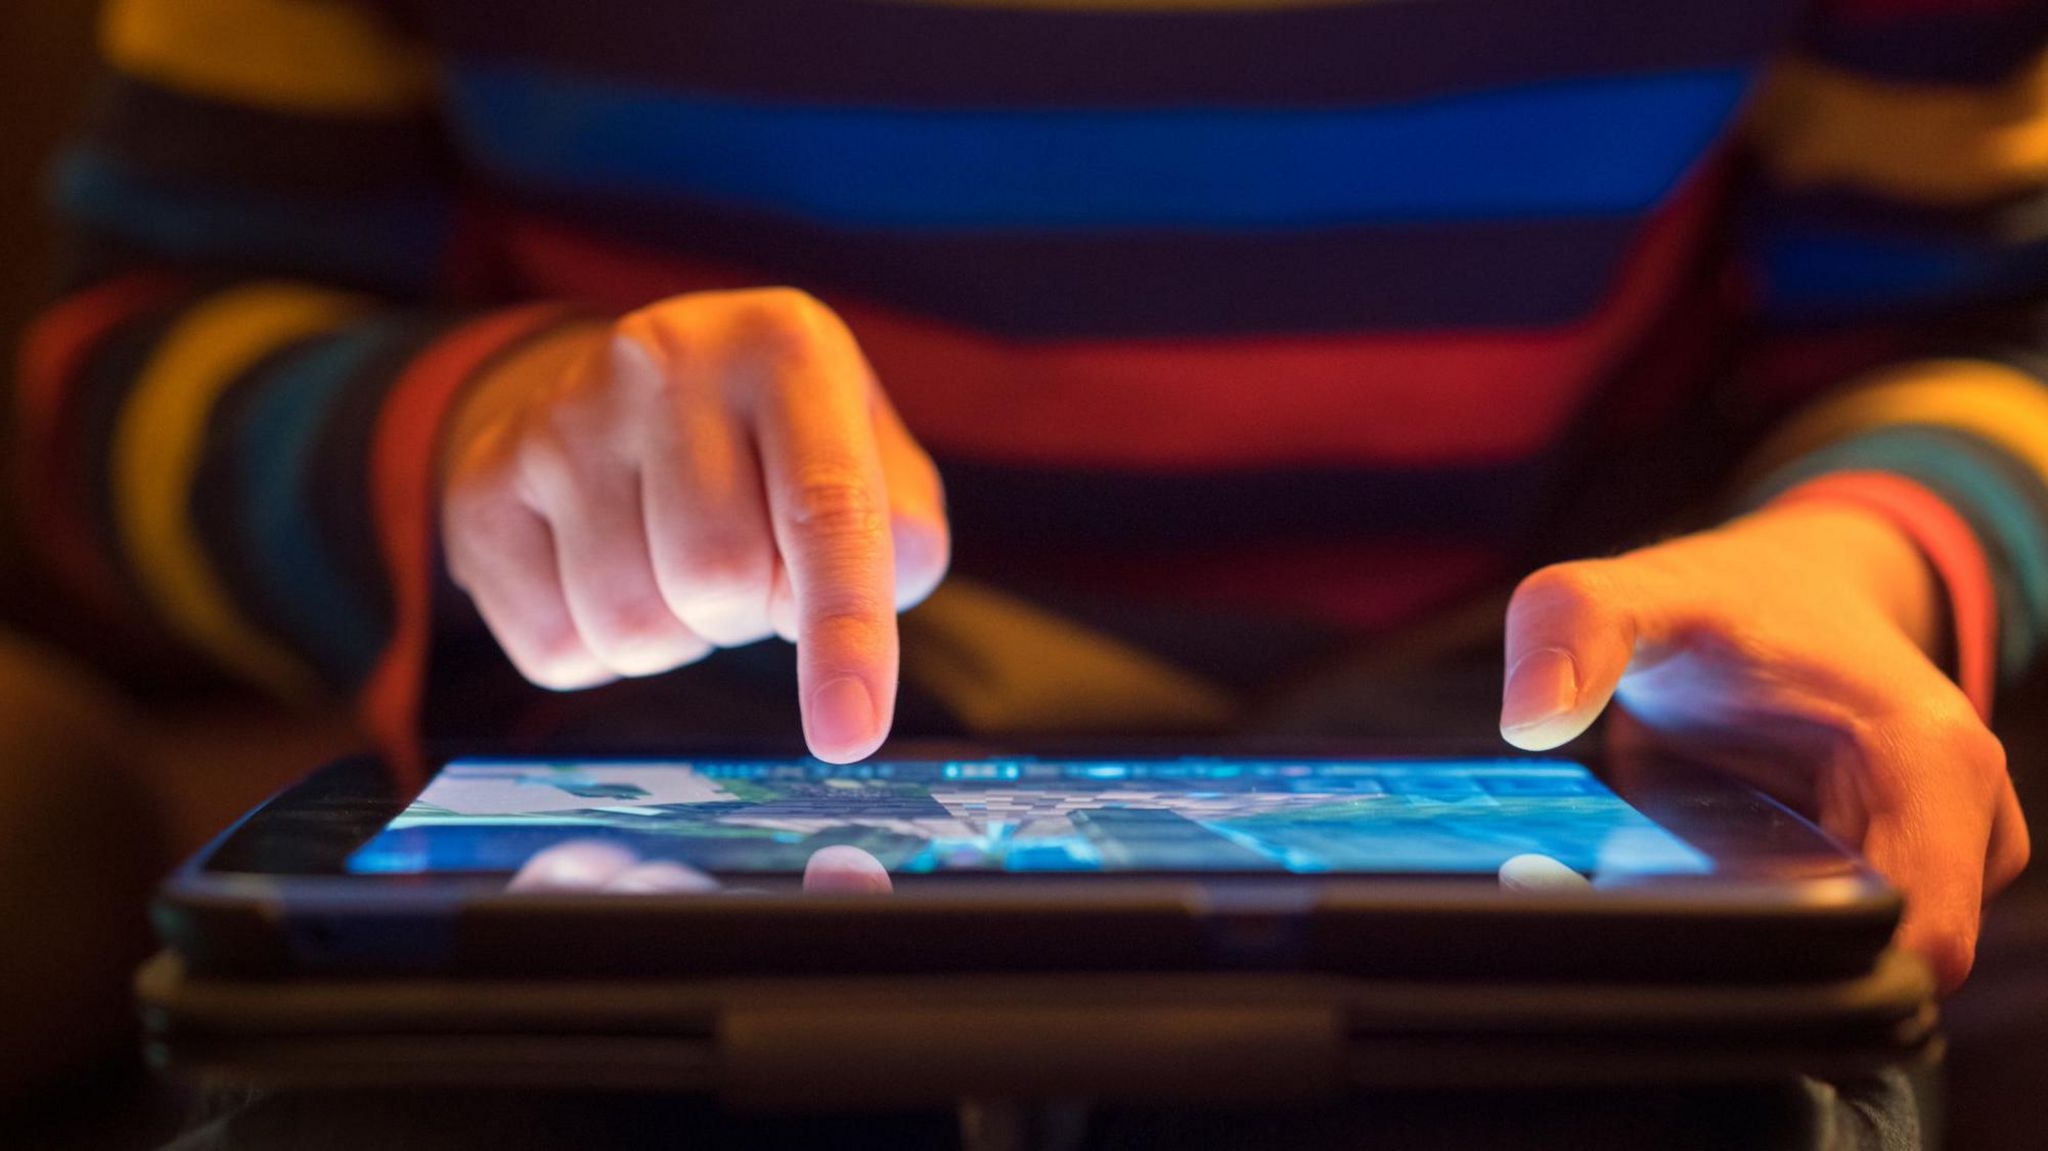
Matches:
[357,304,584,780]
[15,272,188,611]
[498,178,1717,471]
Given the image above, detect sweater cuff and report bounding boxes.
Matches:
[356,302,591,778]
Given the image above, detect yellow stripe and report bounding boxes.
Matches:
[113,283,370,698]
[102,0,433,115]
[1749,49,2048,206]
[1749,360,2048,486]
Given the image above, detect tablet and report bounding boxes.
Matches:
[156,742,1899,984]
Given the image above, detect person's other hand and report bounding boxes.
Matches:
[1500,501,2029,991]
[441,290,950,763]
[508,840,894,895]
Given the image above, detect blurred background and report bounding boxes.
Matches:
[1,8,353,1146]
[0,12,172,1146]
[0,1,97,625]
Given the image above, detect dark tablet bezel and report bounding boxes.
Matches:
[157,739,1901,983]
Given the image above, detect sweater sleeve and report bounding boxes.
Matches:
[1731,0,2048,692]
[14,0,588,749]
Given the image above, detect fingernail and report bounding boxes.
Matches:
[508,840,637,892]
[1498,852,1592,894]
[607,861,719,895]
[808,676,878,758]
[1502,647,1580,733]
[609,331,663,381]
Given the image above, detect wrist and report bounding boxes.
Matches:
[1751,470,1999,717]
[1737,497,1945,655]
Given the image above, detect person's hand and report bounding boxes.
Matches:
[440,290,950,763]
[509,840,894,895]
[1500,500,2030,991]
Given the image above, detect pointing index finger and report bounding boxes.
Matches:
[743,302,898,764]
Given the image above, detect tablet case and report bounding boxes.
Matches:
[137,946,1938,1107]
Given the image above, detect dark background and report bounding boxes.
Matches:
[0,3,93,350]
[1,1,99,624]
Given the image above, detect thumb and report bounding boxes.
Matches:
[1501,562,1643,750]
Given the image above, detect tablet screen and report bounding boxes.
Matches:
[346,756,1712,877]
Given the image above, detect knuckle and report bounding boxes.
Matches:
[664,546,764,594]
[1963,722,2008,783]
[1923,932,1976,992]
[674,593,774,648]
[613,308,677,362]
[892,513,952,598]
[440,472,495,526]
[727,288,839,364]
[440,486,527,587]
[1512,561,1609,618]
[659,542,773,608]
[580,594,679,653]
[1918,701,2004,788]
[512,420,580,494]
[441,535,482,591]
[804,601,891,657]
[530,631,584,670]
[534,387,606,446]
[739,286,834,327]
[437,495,491,573]
[1995,833,2032,893]
[445,452,522,513]
[626,289,848,380]
[515,629,604,690]
[801,574,892,634]
[1855,699,2005,816]
[613,311,705,403]
[789,475,886,542]
[894,444,949,518]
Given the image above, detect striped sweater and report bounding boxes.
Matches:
[18,0,2048,747]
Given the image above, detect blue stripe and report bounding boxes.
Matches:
[445,64,1750,230]
[51,148,451,295]
[235,329,395,684]
[1757,224,2048,320]
[1749,426,2048,680]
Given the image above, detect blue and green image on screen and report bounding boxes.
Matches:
[347,757,1713,878]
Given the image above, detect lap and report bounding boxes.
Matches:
[165,1073,1926,1151]
[0,635,161,1098]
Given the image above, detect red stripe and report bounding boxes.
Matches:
[357,304,583,780]
[1034,540,1508,632]
[495,178,1717,471]
[15,272,189,612]
[1771,471,1998,719]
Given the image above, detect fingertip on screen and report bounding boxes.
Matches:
[1498,852,1592,893]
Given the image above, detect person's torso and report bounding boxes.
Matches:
[405,0,1800,648]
